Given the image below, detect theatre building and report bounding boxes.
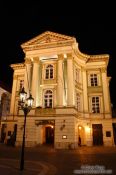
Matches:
[1,31,115,148]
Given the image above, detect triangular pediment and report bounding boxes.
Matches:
[21,31,76,48]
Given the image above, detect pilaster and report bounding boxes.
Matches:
[101,68,111,116]
[57,54,64,106]
[10,75,18,114]
[31,57,40,107]
[67,53,74,106]
[82,68,89,114]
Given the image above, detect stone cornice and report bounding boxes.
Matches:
[74,47,109,65]
[22,40,75,52]
[10,63,25,70]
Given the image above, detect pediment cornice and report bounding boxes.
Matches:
[21,31,76,52]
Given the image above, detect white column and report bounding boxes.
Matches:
[82,68,89,114]
[67,53,74,106]
[24,58,32,95]
[31,57,40,107]
[101,68,110,114]
[10,74,18,115]
[57,54,64,106]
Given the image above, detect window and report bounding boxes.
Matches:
[76,93,80,111]
[91,97,100,113]
[44,90,53,108]
[90,74,98,86]
[45,64,53,79]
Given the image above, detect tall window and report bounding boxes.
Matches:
[45,64,53,79]
[90,74,98,86]
[91,97,100,113]
[44,90,53,108]
[76,93,80,111]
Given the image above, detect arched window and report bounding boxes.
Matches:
[44,90,53,108]
[45,64,53,79]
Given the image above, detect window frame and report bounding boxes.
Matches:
[44,90,53,108]
[91,96,100,113]
[45,64,54,80]
[90,74,98,87]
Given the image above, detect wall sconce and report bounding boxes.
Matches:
[78,126,82,130]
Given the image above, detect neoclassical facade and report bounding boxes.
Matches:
[1,31,116,148]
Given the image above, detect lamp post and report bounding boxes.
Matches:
[19,87,34,171]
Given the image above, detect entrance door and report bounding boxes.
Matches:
[45,126,54,144]
[113,123,116,145]
[92,124,103,145]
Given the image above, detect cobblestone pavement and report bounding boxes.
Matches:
[0,144,116,175]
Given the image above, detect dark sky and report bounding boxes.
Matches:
[0,2,116,107]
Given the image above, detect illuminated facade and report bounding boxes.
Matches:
[1,31,115,148]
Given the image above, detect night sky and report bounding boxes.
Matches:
[0,2,116,107]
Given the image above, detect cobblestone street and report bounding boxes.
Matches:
[0,144,116,174]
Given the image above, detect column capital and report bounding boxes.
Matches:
[101,67,107,73]
[33,57,40,63]
[67,53,73,59]
[25,58,32,64]
[58,54,64,60]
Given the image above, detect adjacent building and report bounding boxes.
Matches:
[1,31,116,148]
[0,81,11,143]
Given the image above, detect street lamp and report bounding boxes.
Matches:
[19,87,34,171]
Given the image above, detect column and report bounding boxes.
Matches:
[67,53,74,106]
[24,58,32,95]
[31,57,40,107]
[57,54,64,106]
[82,68,89,114]
[101,68,110,115]
[10,74,18,114]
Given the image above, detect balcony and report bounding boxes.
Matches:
[35,107,56,115]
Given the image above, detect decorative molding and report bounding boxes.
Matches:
[22,40,75,52]
[10,63,25,70]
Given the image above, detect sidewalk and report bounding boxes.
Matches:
[0,159,50,175]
